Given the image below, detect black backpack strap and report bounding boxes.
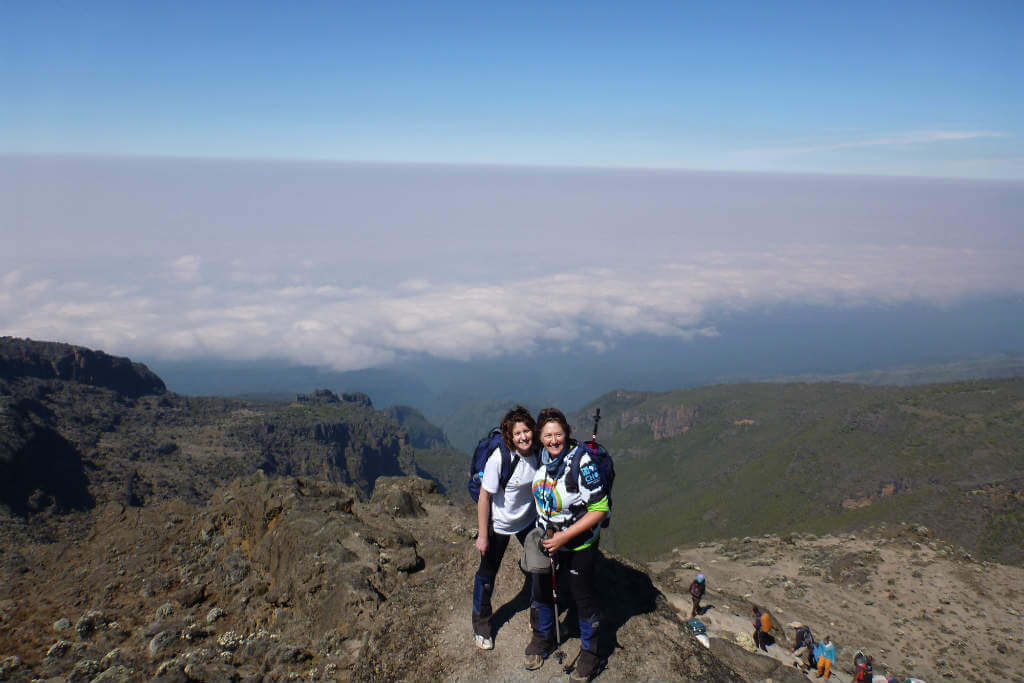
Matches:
[565,445,580,493]
[498,442,519,490]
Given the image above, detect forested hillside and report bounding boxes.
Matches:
[570,380,1024,563]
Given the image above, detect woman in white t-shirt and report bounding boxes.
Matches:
[472,405,539,650]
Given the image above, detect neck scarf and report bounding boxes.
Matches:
[541,442,571,476]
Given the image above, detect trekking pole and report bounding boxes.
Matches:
[546,528,565,666]
[586,408,601,448]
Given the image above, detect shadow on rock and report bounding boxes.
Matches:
[595,550,661,656]
[0,420,93,515]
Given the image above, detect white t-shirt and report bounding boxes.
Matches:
[482,447,538,534]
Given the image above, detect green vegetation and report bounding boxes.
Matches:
[567,379,1024,564]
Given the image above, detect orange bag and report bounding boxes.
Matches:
[760,612,771,632]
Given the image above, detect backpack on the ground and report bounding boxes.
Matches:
[467,428,519,502]
[565,438,615,527]
[685,618,706,635]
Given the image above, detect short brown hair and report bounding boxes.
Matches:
[500,405,536,451]
[535,407,571,439]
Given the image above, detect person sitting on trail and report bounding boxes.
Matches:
[752,606,771,652]
[524,408,609,682]
[472,406,540,651]
[688,573,706,618]
[852,653,873,682]
[789,621,816,671]
[816,635,836,679]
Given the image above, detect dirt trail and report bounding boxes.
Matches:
[416,521,738,683]
[437,543,581,683]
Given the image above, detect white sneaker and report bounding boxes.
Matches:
[474,634,494,650]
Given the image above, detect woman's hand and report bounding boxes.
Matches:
[542,510,607,555]
[541,530,567,555]
[475,535,489,555]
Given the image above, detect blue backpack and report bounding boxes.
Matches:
[467,428,519,502]
[565,439,615,527]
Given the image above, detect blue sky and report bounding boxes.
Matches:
[4,1,1023,178]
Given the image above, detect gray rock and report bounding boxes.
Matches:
[68,658,100,682]
[380,546,422,573]
[91,664,136,682]
[156,602,175,619]
[148,630,178,660]
[176,583,206,608]
[223,550,249,585]
[206,607,225,624]
[75,610,106,639]
[45,639,73,660]
[153,658,188,683]
[100,648,122,669]
[216,631,244,651]
[273,643,312,664]
[53,617,72,632]
[0,656,27,679]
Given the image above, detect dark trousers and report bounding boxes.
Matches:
[530,542,600,653]
[472,525,530,637]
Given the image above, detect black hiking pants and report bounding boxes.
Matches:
[530,542,601,653]
[472,525,531,637]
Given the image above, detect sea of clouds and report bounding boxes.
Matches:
[3,156,1022,370]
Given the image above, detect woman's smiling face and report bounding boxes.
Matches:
[511,421,533,454]
[539,421,566,457]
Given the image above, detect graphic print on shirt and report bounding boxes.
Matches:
[579,461,601,489]
[533,479,562,517]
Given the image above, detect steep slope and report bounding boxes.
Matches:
[570,380,1024,563]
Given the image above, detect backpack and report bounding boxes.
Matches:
[467,428,519,502]
[565,439,615,527]
[760,612,771,632]
[685,618,707,635]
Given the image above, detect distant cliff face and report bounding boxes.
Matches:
[0,340,420,517]
[0,337,166,398]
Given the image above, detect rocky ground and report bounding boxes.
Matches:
[649,525,1024,683]
[0,475,756,682]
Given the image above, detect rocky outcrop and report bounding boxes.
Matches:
[0,337,165,398]
[0,346,422,518]
[0,474,459,681]
[384,404,447,449]
[620,403,699,439]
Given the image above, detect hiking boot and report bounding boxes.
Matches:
[474,634,493,650]
[524,653,546,671]
[570,649,601,682]
[524,632,553,670]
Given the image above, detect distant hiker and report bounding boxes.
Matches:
[816,635,836,679]
[525,408,610,682]
[789,621,816,671]
[471,406,540,650]
[688,573,706,618]
[852,653,873,682]
[752,606,771,652]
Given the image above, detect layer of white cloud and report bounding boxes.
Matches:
[3,245,1022,371]
[4,158,1022,369]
